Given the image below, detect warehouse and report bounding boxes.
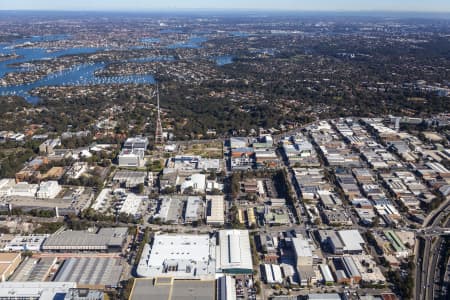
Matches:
[180,173,206,193]
[154,197,181,223]
[131,278,215,300]
[217,276,236,300]
[216,230,253,274]
[0,282,76,299]
[263,264,283,284]
[334,256,361,284]
[384,230,410,258]
[3,235,48,252]
[118,149,146,168]
[10,257,57,282]
[42,227,127,252]
[0,253,21,282]
[338,230,365,254]
[116,192,145,217]
[54,257,123,288]
[136,234,216,279]
[319,264,334,285]
[324,230,365,255]
[184,196,203,223]
[36,181,62,199]
[113,170,146,188]
[206,195,225,225]
[307,293,342,300]
[292,237,313,267]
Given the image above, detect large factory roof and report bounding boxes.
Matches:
[54,257,123,287]
[131,278,215,300]
[136,234,216,279]
[216,230,253,274]
[42,227,127,251]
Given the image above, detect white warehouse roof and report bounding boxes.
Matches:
[292,237,313,258]
[216,230,253,274]
[338,230,365,252]
[0,282,76,299]
[136,234,216,279]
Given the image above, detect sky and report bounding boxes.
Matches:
[1,0,450,12]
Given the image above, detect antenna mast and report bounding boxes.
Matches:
[155,83,164,145]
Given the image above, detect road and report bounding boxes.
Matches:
[415,198,450,300]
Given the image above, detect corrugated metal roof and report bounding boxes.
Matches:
[319,264,334,282]
[343,256,361,278]
[228,234,241,264]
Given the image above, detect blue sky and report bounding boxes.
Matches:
[1,0,450,12]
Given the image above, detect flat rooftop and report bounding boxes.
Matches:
[42,227,127,251]
[131,278,215,300]
[10,257,56,282]
[54,257,123,286]
[136,234,216,279]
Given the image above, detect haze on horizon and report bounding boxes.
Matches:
[1,0,450,13]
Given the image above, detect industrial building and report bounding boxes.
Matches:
[64,288,105,300]
[319,230,365,255]
[10,182,39,197]
[246,208,256,226]
[54,257,123,288]
[384,230,410,258]
[216,230,253,274]
[123,137,149,151]
[117,137,148,168]
[115,191,145,217]
[118,149,146,168]
[217,276,236,300]
[180,173,206,193]
[10,257,57,282]
[113,170,146,188]
[307,294,342,300]
[36,181,62,199]
[0,252,21,282]
[3,235,48,252]
[292,237,313,267]
[130,278,215,300]
[0,180,62,199]
[42,227,127,252]
[154,196,181,223]
[263,264,283,284]
[332,256,362,284]
[0,282,77,300]
[184,196,203,223]
[66,162,88,180]
[136,234,216,279]
[319,264,334,285]
[166,155,221,172]
[206,195,225,225]
[137,230,253,279]
[92,189,144,217]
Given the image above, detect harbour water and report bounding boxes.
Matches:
[0,35,157,103]
[0,62,155,103]
[0,34,230,103]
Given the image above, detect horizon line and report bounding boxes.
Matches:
[1,8,450,14]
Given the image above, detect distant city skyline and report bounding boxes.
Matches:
[1,0,450,12]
